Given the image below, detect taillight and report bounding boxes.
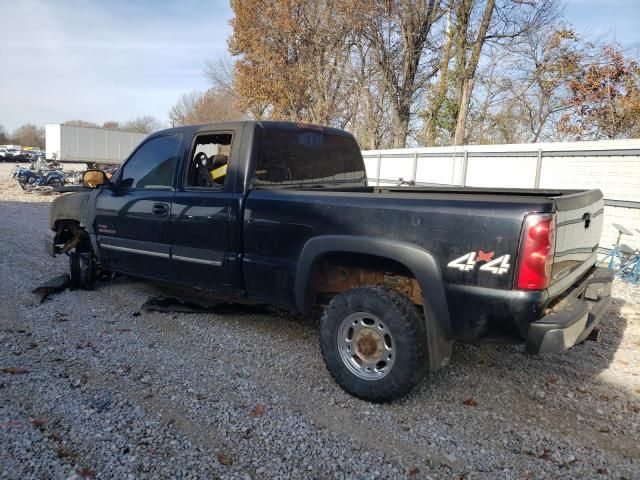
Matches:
[516,213,556,290]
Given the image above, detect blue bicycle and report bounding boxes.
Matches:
[600,224,640,285]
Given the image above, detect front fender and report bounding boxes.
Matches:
[49,190,96,232]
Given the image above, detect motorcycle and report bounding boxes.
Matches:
[11,165,66,190]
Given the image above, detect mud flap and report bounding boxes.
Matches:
[424,304,453,370]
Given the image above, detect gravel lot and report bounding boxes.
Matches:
[1,162,639,479]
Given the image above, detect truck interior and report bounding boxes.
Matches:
[186,133,233,189]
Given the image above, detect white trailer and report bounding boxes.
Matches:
[45,124,147,164]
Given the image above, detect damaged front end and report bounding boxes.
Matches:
[46,190,96,257]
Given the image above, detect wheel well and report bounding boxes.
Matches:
[54,220,91,253]
[308,253,423,308]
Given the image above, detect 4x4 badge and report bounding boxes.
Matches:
[447,251,511,275]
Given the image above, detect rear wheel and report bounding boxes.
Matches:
[320,285,429,402]
[47,178,63,188]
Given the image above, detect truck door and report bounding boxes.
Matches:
[170,131,240,292]
[94,133,182,281]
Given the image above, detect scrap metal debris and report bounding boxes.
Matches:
[140,295,274,316]
[141,295,222,314]
[32,274,71,303]
[89,397,112,413]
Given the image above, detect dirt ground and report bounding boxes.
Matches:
[0,162,638,479]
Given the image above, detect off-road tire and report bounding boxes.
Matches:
[320,285,429,402]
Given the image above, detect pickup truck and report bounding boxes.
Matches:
[46,121,613,402]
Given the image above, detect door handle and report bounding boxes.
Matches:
[152,202,169,216]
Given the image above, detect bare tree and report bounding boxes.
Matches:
[169,89,244,126]
[13,124,44,147]
[204,57,236,98]
[65,119,99,127]
[498,27,583,142]
[353,0,442,147]
[121,115,162,134]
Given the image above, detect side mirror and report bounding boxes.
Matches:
[83,169,108,188]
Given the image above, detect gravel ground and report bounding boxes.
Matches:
[1,163,639,479]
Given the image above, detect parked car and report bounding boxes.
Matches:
[45,121,612,402]
[1,147,21,161]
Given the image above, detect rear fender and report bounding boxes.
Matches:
[295,235,452,369]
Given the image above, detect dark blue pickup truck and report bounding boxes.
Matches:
[47,121,613,401]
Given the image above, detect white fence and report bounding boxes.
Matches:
[362,139,640,254]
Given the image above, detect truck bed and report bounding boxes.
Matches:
[244,185,603,341]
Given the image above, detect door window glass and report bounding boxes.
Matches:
[120,134,182,190]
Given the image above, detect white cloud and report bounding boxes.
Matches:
[0,0,232,132]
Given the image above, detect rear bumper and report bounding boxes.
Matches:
[525,267,613,354]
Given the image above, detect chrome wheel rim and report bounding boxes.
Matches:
[337,312,395,380]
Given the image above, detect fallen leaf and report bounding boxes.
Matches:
[462,398,478,407]
[75,467,96,478]
[539,448,551,461]
[408,467,420,476]
[1,367,30,375]
[29,418,47,426]
[546,377,558,385]
[217,452,233,465]
[57,446,76,459]
[250,403,266,417]
[0,419,24,428]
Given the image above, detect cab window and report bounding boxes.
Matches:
[186,133,233,189]
[120,134,182,190]
[254,127,366,187]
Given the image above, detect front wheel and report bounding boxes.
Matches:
[69,251,95,290]
[320,285,429,402]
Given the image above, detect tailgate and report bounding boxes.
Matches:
[549,189,604,294]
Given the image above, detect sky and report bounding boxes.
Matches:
[0,0,233,132]
[564,0,640,52]
[0,0,638,133]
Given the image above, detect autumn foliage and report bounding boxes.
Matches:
[560,47,640,140]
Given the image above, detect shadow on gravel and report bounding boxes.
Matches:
[456,297,627,371]
[432,297,636,404]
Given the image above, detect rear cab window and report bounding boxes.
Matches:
[253,125,366,188]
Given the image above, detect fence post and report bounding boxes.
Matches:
[534,148,543,188]
[376,153,382,186]
[412,151,418,185]
[461,151,469,186]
